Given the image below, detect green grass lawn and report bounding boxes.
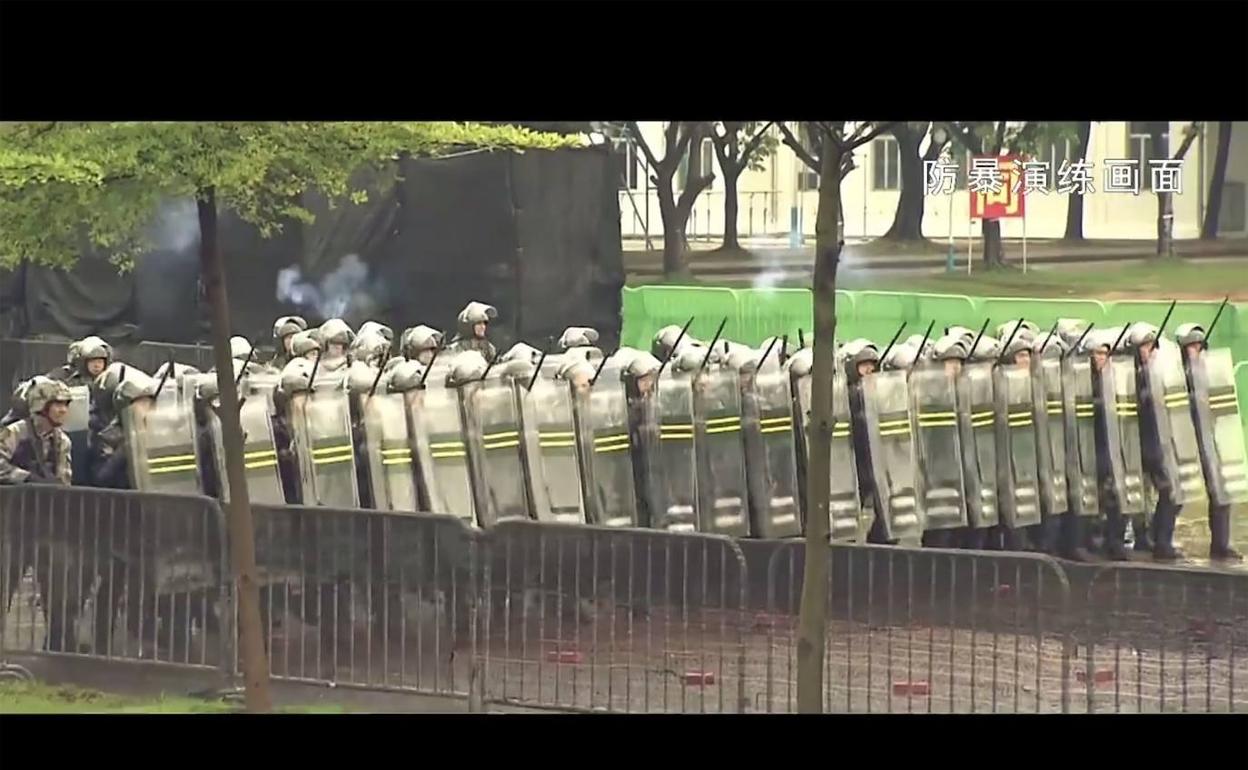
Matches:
[631,259,1247,300]
[838,260,1248,300]
[0,680,345,714]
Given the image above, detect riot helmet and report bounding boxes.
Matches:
[320,318,355,357]
[841,338,880,379]
[401,325,444,364]
[78,336,113,377]
[1055,318,1090,347]
[290,331,321,360]
[881,343,918,372]
[386,360,427,393]
[1000,335,1033,367]
[273,315,308,355]
[652,325,698,361]
[500,341,544,366]
[230,336,254,362]
[1125,322,1161,363]
[996,320,1039,345]
[26,379,73,426]
[350,328,392,367]
[558,326,600,351]
[932,334,969,376]
[357,321,395,345]
[448,350,490,386]
[457,301,497,341]
[967,334,1001,362]
[785,347,814,378]
[1175,322,1207,359]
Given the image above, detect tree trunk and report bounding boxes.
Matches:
[982,219,1004,268]
[1063,121,1092,240]
[659,193,688,278]
[796,129,842,714]
[1157,191,1175,257]
[881,125,926,241]
[197,187,272,713]
[722,167,741,250]
[1202,121,1232,240]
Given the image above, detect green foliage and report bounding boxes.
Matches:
[941,121,1081,159]
[0,122,580,270]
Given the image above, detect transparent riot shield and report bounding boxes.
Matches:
[860,369,921,541]
[1143,343,1205,504]
[197,372,285,506]
[66,384,91,485]
[653,371,698,532]
[1090,358,1130,515]
[462,376,533,527]
[407,381,477,526]
[693,366,751,537]
[520,374,587,524]
[579,364,638,528]
[993,364,1042,529]
[288,372,359,508]
[1189,347,1248,505]
[358,388,418,512]
[1065,355,1101,517]
[909,365,967,531]
[745,362,802,538]
[1032,356,1069,517]
[793,366,865,541]
[1110,355,1147,516]
[124,381,203,495]
[956,362,1000,529]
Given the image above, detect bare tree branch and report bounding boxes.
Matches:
[1172,121,1202,161]
[739,120,776,167]
[779,122,821,173]
[844,121,898,151]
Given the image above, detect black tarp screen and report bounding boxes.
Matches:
[0,144,624,356]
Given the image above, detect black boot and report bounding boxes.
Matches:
[1132,514,1154,553]
[1059,513,1095,561]
[1105,510,1129,561]
[1038,517,1061,555]
[1150,494,1184,561]
[1210,503,1244,562]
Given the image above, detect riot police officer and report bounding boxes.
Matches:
[1087,331,1130,561]
[0,379,74,485]
[559,326,600,352]
[318,318,355,372]
[1128,323,1185,560]
[270,315,309,370]
[48,336,112,387]
[447,302,499,363]
[843,340,892,544]
[1176,323,1244,562]
[401,325,445,367]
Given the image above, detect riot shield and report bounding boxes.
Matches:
[287,372,359,508]
[1090,358,1130,515]
[1141,343,1205,504]
[579,363,639,528]
[1065,355,1100,517]
[743,362,802,539]
[66,384,91,485]
[992,364,1042,529]
[692,366,751,537]
[860,369,921,541]
[909,365,967,531]
[652,371,699,532]
[520,374,587,525]
[461,375,533,527]
[1110,355,1147,516]
[196,372,285,506]
[123,381,203,495]
[792,365,865,541]
[358,388,419,512]
[1189,347,1248,505]
[956,362,1000,529]
[1032,356,1069,517]
[407,381,477,526]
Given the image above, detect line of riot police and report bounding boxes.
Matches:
[6,300,1244,566]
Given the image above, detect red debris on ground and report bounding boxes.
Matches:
[892,680,931,696]
[545,649,584,664]
[682,671,716,686]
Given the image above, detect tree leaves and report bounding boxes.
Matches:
[0,121,580,270]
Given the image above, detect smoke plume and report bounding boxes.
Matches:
[276,254,382,321]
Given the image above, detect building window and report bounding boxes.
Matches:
[676,137,715,190]
[1221,181,1246,233]
[795,123,821,191]
[701,138,715,185]
[612,137,639,190]
[872,136,901,190]
[1127,122,1169,191]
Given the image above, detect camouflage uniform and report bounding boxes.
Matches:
[446,301,498,362]
[0,418,72,485]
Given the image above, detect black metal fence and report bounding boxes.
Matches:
[2,485,1246,713]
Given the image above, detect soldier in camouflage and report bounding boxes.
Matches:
[0,379,74,485]
[447,302,499,363]
[270,316,309,371]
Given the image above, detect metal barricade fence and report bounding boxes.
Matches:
[1077,563,1248,713]
[0,485,231,675]
[475,521,750,713]
[742,540,1073,713]
[245,504,480,698]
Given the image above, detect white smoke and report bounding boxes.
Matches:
[151,199,200,253]
[276,254,377,320]
[753,270,784,290]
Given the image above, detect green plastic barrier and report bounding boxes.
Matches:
[1237,361,1248,437]
[732,288,811,347]
[1102,299,1226,337]
[979,297,1109,334]
[619,285,738,350]
[915,293,985,336]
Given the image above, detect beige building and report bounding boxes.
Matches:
[614,122,1248,243]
